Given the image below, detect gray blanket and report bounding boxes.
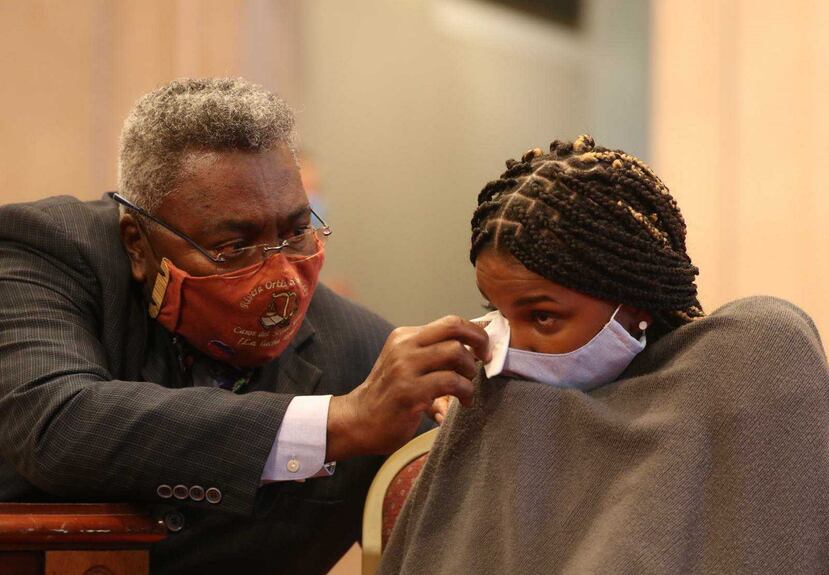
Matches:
[379,297,829,574]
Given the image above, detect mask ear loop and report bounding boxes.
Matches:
[134,220,174,318]
[149,260,171,319]
[612,305,649,345]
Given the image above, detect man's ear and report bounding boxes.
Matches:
[119,213,151,284]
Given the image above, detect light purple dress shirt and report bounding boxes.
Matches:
[261,394,335,482]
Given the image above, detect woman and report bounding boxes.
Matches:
[379,136,828,574]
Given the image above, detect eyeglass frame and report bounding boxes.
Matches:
[111,192,332,265]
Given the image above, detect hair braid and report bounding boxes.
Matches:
[470,134,704,335]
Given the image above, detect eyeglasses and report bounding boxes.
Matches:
[112,192,331,270]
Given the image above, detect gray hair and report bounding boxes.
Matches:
[118,77,297,213]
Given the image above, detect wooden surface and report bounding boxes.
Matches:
[0,504,165,550]
[0,551,43,575]
[45,550,147,575]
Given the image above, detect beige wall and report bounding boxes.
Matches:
[651,0,829,343]
[0,0,298,203]
[301,0,589,324]
[0,0,650,328]
[301,0,649,325]
[4,0,821,334]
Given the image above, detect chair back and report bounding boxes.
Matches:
[362,428,438,575]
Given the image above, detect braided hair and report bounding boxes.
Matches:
[471,134,704,336]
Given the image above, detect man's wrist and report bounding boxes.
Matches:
[326,393,365,462]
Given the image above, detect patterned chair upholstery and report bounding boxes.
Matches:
[362,428,438,575]
[380,452,430,548]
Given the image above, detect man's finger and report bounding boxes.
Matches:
[414,315,491,363]
[420,371,474,408]
[415,339,478,379]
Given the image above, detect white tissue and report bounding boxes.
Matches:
[471,310,510,379]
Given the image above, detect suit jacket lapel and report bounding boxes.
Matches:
[140,321,186,388]
[249,317,323,395]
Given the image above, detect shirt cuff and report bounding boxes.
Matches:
[261,394,335,482]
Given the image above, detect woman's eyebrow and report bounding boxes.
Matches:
[514,294,561,307]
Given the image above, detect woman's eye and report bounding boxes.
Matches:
[292,224,313,237]
[531,311,557,326]
[481,301,496,311]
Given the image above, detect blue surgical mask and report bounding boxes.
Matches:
[476,306,645,392]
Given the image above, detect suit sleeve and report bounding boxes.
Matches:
[0,207,290,516]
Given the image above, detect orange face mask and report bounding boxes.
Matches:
[148,248,324,368]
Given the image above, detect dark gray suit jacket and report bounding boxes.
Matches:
[0,194,393,574]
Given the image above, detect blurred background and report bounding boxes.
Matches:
[0,1,826,572]
[2,0,826,340]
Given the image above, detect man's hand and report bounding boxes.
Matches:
[326,315,489,461]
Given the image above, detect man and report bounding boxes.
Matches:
[0,78,488,574]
